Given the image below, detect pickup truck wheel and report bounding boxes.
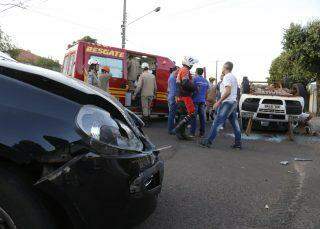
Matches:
[0,167,56,229]
[292,83,307,110]
[241,78,250,94]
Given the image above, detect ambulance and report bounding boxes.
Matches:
[62,41,175,115]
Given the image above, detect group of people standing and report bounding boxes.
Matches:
[88,58,157,126]
[167,57,242,149]
[87,59,112,92]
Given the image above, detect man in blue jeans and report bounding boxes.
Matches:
[190,68,209,137]
[167,66,179,134]
[199,62,242,149]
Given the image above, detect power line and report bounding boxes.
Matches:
[0,1,116,34]
[0,0,31,14]
[27,7,117,34]
[168,0,227,17]
[0,0,49,15]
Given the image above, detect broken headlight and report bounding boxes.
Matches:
[76,105,143,151]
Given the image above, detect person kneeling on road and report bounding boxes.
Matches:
[133,62,157,126]
[172,56,199,139]
[199,61,242,149]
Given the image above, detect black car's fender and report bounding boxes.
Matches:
[0,73,82,164]
[0,63,164,228]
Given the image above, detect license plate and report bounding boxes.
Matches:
[264,104,280,109]
[261,121,270,126]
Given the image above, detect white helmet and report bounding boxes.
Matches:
[141,62,149,69]
[182,56,198,67]
[88,59,99,66]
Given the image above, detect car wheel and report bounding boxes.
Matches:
[0,166,56,229]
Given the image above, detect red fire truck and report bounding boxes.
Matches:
[62,41,175,115]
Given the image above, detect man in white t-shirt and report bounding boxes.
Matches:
[200,61,242,149]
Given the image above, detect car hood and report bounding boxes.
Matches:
[0,60,149,148]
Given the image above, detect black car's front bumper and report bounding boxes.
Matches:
[35,151,164,228]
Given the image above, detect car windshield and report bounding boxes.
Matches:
[89,55,123,79]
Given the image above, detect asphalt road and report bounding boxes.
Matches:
[136,118,320,229]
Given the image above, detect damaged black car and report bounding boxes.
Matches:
[0,57,164,229]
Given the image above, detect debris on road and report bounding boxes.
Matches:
[265,204,269,210]
[306,117,320,135]
[156,145,173,152]
[288,171,295,174]
[280,161,289,166]
[226,133,287,143]
[294,157,313,162]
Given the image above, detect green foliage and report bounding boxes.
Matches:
[6,48,21,59]
[34,57,61,72]
[0,27,60,71]
[72,36,98,45]
[0,27,15,53]
[269,20,320,84]
[269,52,292,83]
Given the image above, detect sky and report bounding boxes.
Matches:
[1,0,319,81]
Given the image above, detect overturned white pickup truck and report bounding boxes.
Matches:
[239,81,306,131]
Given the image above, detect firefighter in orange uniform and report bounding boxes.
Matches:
[172,56,199,139]
[98,66,111,92]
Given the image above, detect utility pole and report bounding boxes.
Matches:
[121,2,160,49]
[317,79,320,116]
[121,0,127,49]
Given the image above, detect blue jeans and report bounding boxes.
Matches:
[168,101,177,132]
[190,102,206,135]
[207,101,241,144]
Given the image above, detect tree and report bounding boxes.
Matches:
[269,51,313,85]
[269,52,292,83]
[0,28,60,71]
[72,36,97,45]
[34,57,61,72]
[0,28,22,59]
[283,21,320,79]
[269,20,320,114]
[0,27,15,53]
[6,48,21,59]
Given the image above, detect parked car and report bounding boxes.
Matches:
[0,58,164,228]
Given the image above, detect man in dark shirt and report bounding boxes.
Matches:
[167,66,179,134]
[190,68,209,137]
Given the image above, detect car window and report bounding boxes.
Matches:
[67,54,75,76]
[89,55,123,79]
[62,56,70,75]
[62,54,75,77]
